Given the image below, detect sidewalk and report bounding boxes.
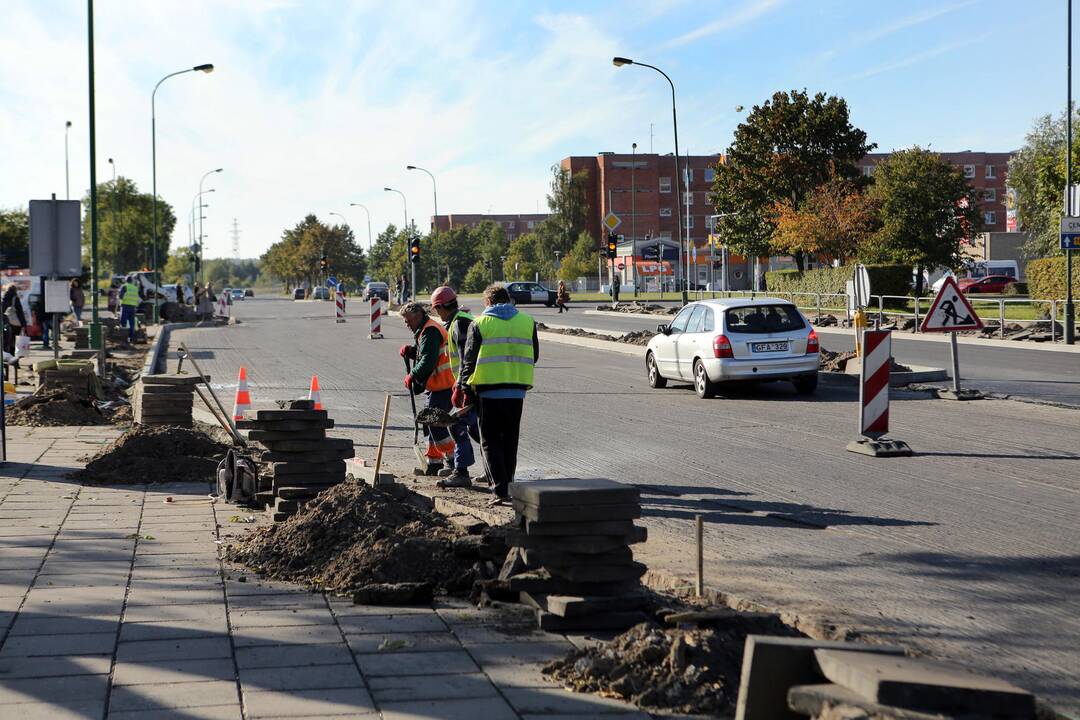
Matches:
[0,426,653,720]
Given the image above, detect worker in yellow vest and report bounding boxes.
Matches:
[399,302,456,473]
[429,286,480,488]
[119,276,143,343]
[456,284,539,506]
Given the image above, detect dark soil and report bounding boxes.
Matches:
[544,613,798,716]
[7,389,110,427]
[225,479,475,597]
[596,302,678,316]
[72,424,231,484]
[820,346,912,374]
[537,323,655,346]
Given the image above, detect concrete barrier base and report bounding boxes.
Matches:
[846,438,913,457]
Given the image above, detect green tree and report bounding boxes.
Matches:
[771,169,881,263]
[864,147,981,294]
[462,259,493,292]
[0,207,29,268]
[558,231,597,281]
[260,214,366,291]
[162,249,196,284]
[81,177,176,276]
[1008,111,1076,257]
[710,89,874,269]
[546,166,591,253]
[503,233,555,282]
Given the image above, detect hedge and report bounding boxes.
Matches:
[764,264,913,298]
[1026,257,1080,300]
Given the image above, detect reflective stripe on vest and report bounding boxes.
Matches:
[120,283,140,306]
[420,318,455,392]
[446,310,474,379]
[469,311,535,389]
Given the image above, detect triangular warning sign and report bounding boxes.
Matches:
[920,276,984,332]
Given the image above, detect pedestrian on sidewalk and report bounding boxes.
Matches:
[118,276,141,343]
[457,284,539,506]
[611,275,620,304]
[429,286,481,488]
[69,278,85,326]
[556,280,569,313]
[32,284,52,350]
[2,284,27,359]
[194,282,214,321]
[399,301,457,472]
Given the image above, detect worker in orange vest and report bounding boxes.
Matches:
[399,302,456,474]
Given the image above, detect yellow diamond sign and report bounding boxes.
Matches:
[603,212,621,231]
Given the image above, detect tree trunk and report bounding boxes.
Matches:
[914,264,924,297]
[794,251,806,272]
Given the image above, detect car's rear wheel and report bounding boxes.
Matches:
[793,374,818,395]
[694,360,717,399]
[646,352,666,389]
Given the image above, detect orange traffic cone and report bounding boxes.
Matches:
[232,367,251,420]
[308,375,323,411]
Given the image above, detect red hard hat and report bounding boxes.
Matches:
[430,286,457,307]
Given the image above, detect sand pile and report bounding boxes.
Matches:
[72,424,230,484]
[225,480,476,600]
[545,613,797,715]
[7,389,110,427]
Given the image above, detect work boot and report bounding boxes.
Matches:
[436,465,456,478]
[437,469,471,488]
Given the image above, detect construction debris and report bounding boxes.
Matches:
[537,324,656,347]
[6,388,110,427]
[545,612,798,716]
[224,478,476,599]
[596,302,679,316]
[134,374,200,427]
[33,358,104,398]
[72,424,231,484]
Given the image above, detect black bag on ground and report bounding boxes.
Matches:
[216,449,258,505]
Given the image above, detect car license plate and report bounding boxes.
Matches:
[751,341,788,353]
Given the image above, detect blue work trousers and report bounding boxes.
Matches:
[426,388,476,470]
[120,305,137,341]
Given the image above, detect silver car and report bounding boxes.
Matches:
[645,298,820,398]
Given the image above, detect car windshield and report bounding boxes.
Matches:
[725,304,804,334]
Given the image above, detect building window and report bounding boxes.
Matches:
[682,192,693,206]
[508,221,515,229]
[964,165,976,179]
[861,165,874,177]
[984,211,996,225]
[704,168,715,182]
[982,188,996,202]
[684,216,694,229]
[527,221,535,229]
[659,177,671,193]
[659,207,672,217]
[985,165,996,179]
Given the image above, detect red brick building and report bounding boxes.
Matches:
[430,213,549,243]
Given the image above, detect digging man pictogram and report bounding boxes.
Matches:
[940,295,973,327]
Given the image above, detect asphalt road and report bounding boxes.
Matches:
[174,297,1080,713]
[530,303,1080,407]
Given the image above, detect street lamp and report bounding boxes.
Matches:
[197,167,222,284]
[65,121,73,200]
[151,62,214,322]
[613,55,688,303]
[349,203,373,249]
[631,142,638,297]
[1066,0,1075,344]
[407,164,443,284]
[108,158,117,275]
[385,187,412,300]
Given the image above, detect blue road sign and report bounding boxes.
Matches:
[326,276,338,287]
[1061,233,1080,251]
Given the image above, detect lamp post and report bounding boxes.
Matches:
[107,157,117,277]
[407,165,442,283]
[631,142,638,297]
[349,203,373,250]
[1067,0,1075,344]
[385,187,412,300]
[151,63,214,323]
[85,0,102,361]
[65,121,73,200]
[613,56,687,304]
[197,168,222,285]
[191,190,209,284]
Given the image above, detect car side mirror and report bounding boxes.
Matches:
[658,324,670,335]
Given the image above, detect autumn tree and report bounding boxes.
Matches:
[81,177,176,275]
[772,170,880,263]
[1008,111,1077,256]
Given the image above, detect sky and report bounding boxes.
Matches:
[0,0,1067,261]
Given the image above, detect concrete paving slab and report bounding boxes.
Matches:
[519,714,652,720]
[0,632,117,657]
[233,643,354,670]
[112,658,236,686]
[468,640,576,688]
[327,600,435,617]
[118,616,228,642]
[108,704,243,720]
[8,615,120,636]
[238,663,363,692]
[500,686,640,715]
[0,701,106,720]
[0,673,109,705]
[231,622,344,647]
[451,623,557,647]
[122,602,228,624]
[354,649,480,677]
[241,687,376,718]
[115,636,233,662]
[334,613,447,635]
[136,541,219,556]
[343,631,463,654]
[378,696,518,720]
[0,655,111,679]
[229,607,337,628]
[368,672,500,702]
[31,573,127,589]
[108,679,240,712]
[126,588,224,606]
[225,592,329,610]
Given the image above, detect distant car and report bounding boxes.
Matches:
[292,287,306,300]
[958,275,1016,295]
[160,284,194,305]
[244,288,254,297]
[362,282,389,302]
[312,286,331,301]
[230,288,246,302]
[504,282,555,307]
[645,298,820,399]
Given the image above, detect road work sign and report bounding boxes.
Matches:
[920,276,983,333]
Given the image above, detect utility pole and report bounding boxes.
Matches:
[230,218,240,259]
[631,142,638,297]
[1068,0,1076,344]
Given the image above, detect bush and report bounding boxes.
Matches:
[764,264,913,298]
[1026,257,1079,300]
[1004,281,1028,296]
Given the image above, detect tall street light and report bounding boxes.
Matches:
[85,0,102,360]
[151,63,214,322]
[108,157,118,276]
[407,165,442,283]
[191,189,211,284]
[385,187,412,300]
[349,202,373,250]
[1066,0,1075,344]
[65,121,73,200]
[613,56,688,304]
[197,168,222,284]
[631,142,638,297]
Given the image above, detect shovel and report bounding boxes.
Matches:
[416,404,474,428]
[403,356,427,467]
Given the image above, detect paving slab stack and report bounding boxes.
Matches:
[33,358,103,397]
[505,478,650,631]
[236,399,354,522]
[133,374,198,426]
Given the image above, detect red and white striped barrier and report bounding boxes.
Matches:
[335,286,346,323]
[847,329,911,457]
[368,297,383,339]
[217,294,229,318]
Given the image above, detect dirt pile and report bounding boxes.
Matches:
[618,330,654,346]
[225,479,475,598]
[545,613,797,716]
[597,302,678,316]
[72,424,231,484]
[537,323,655,346]
[7,389,110,427]
[820,348,857,373]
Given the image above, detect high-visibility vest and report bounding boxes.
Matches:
[469,311,535,389]
[418,318,455,392]
[446,310,474,379]
[120,282,140,307]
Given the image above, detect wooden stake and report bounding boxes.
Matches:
[695,514,704,598]
[372,393,392,485]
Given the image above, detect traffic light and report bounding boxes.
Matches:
[409,237,421,263]
[606,233,617,259]
[319,255,329,271]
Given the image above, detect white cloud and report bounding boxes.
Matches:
[857,0,979,45]
[844,34,988,82]
[660,0,783,49]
